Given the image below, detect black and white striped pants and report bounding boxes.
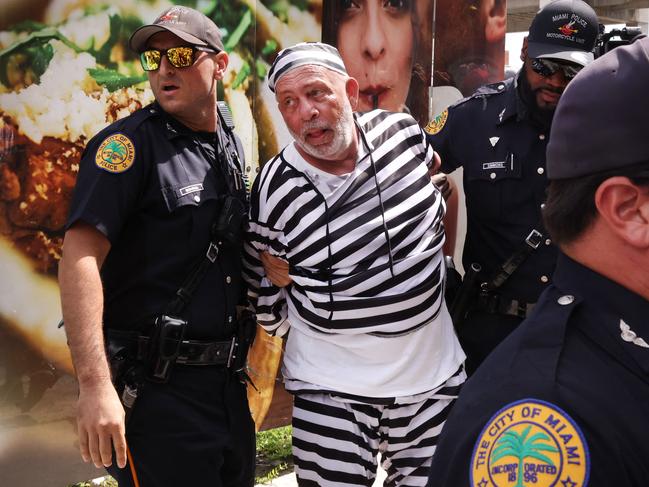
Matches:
[291,368,465,486]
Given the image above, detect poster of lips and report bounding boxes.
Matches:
[322,0,506,122]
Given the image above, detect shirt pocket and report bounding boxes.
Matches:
[160,179,220,213]
[464,151,522,220]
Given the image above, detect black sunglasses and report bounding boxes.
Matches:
[531,58,583,80]
[140,45,216,71]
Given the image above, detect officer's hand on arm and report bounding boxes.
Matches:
[59,223,127,469]
[260,251,292,287]
[431,173,453,201]
[428,150,442,176]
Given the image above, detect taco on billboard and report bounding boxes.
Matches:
[0,3,320,476]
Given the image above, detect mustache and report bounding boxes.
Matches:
[535,85,564,95]
[301,120,331,138]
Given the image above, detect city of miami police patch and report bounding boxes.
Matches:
[424,109,448,135]
[95,133,135,173]
[470,399,590,487]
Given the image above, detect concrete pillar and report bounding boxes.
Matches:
[637,8,649,34]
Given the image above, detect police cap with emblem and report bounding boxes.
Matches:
[129,6,224,53]
[527,0,598,67]
[547,37,649,179]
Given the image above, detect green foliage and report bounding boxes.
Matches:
[0,12,147,90]
[232,61,251,90]
[208,0,250,40]
[255,426,293,483]
[256,59,268,80]
[256,462,289,484]
[265,0,308,22]
[68,477,117,487]
[88,68,147,92]
[8,20,47,33]
[0,27,80,86]
[257,425,292,461]
[261,40,278,57]
[224,9,253,53]
[68,428,293,486]
[88,14,122,67]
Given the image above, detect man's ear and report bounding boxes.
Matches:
[520,37,529,62]
[345,76,360,111]
[482,0,507,44]
[595,177,649,249]
[214,51,229,81]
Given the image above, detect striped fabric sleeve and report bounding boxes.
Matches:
[243,160,291,337]
[421,126,436,169]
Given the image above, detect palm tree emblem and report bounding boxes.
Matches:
[102,140,127,164]
[491,425,559,487]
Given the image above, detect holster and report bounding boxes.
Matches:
[144,315,187,383]
[449,263,482,329]
[105,333,145,414]
[231,308,257,385]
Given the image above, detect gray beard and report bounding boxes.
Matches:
[289,102,355,161]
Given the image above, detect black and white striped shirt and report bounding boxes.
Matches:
[244,110,447,337]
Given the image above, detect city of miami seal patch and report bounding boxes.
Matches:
[424,109,448,135]
[470,399,590,487]
[95,133,135,173]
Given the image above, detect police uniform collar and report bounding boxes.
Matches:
[553,253,649,324]
[152,102,224,140]
[553,253,649,377]
[512,70,532,124]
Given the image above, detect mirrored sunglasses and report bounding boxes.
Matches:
[140,46,216,71]
[531,58,583,80]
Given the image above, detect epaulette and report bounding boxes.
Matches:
[120,103,160,131]
[90,103,158,143]
[448,78,513,110]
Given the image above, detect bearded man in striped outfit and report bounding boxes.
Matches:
[243,42,465,487]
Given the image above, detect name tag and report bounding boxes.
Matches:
[482,161,506,170]
[179,183,204,196]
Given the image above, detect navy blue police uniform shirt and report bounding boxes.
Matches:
[66,102,245,340]
[425,75,557,303]
[427,253,649,487]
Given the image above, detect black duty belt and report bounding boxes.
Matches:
[138,336,237,366]
[474,293,536,319]
[106,330,236,366]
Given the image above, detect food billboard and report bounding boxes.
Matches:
[0,1,503,484]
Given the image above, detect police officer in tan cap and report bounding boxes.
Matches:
[59,6,254,486]
[426,36,649,487]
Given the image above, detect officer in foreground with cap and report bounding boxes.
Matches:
[425,0,599,373]
[426,36,649,487]
[58,6,254,486]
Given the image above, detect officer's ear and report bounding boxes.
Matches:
[520,37,529,62]
[345,76,360,111]
[213,50,229,81]
[595,177,649,249]
[482,0,506,44]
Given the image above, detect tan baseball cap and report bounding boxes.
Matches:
[129,6,224,53]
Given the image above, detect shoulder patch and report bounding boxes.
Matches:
[424,109,448,135]
[95,133,135,173]
[470,399,589,487]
